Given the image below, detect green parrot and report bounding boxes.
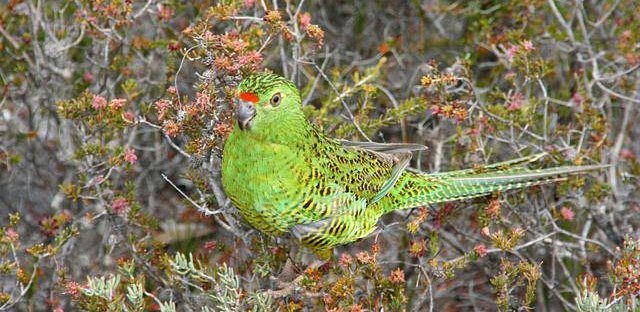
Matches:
[221,73,602,257]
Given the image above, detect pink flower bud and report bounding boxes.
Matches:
[124,148,137,165]
[111,198,129,215]
[109,98,127,111]
[560,207,574,221]
[475,244,488,257]
[92,95,107,110]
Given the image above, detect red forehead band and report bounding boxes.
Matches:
[239,92,259,103]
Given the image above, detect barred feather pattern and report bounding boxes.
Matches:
[381,165,602,214]
[221,73,603,257]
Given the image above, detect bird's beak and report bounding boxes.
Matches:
[236,99,256,130]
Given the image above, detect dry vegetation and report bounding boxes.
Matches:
[1,0,639,311]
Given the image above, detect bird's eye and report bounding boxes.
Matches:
[270,93,281,106]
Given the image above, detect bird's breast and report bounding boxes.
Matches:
[221,134,309,233]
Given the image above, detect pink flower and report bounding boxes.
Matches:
[155,99,170,121]
[110,98,127,111]
[355,251,372,264]
[522,40,534,52]
[508,92,525,111]
[122,111,135,123]
[83,72,94,83]
[225,35,248,51]
[157,4,172,21]
[299,13,311,30]
[389,268,405,283]
[124,148,137,165]
[238,51,263,68]
[339,253,353,267]
[167,86,177,94]
[240,51,263,72]
[506,45,518,61]
[243,0,255,8]
[111,198,129,215]
[620,149,636,161]
[163,120,179,137]
[195,92,210,109]
[572,93,583,107]
[475,244,488,257]
[430,104,441,115]
[64,281,82,300]
[203,240,217,250]
[92,95,107,110]
[467,128,480,136]
[54,308,64,312]
[560,207,574,221]
[5,228,18,242]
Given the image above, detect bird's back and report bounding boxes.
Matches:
[222,125,398,253]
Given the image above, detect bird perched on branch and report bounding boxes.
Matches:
[221,73,603,258]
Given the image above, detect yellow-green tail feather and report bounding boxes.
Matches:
[383,163,604,213]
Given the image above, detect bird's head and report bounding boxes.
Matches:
[235,73,304,135]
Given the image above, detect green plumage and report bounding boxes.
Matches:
[221,73,602,257]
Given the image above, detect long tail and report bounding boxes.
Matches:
[383,155,605,213]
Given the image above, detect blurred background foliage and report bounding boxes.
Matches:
[0,0,639,311]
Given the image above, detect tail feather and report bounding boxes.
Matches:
[384,164,606,212]
[428,152,548,178]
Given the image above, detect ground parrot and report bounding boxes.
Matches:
[221,73,602,257]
